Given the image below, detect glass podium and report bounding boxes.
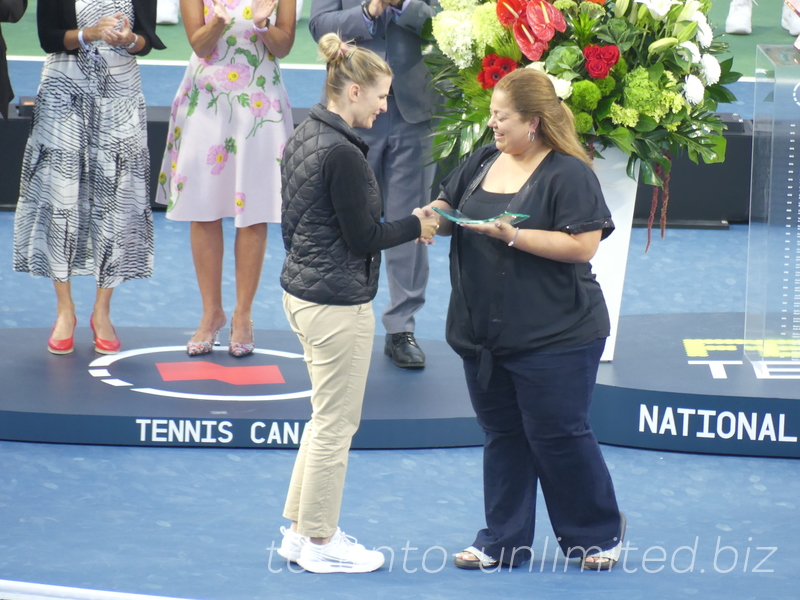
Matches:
[744,46,800,372]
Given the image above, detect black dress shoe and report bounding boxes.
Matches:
[384,332,425,369]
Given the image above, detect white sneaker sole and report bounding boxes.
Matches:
[297,555,385,574]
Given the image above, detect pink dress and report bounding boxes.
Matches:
[156,0,293,226]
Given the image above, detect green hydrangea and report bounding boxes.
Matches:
[661,89,685,114]
[573,111,594,134]
[553,0,578,14]
[611,56,629,79]
[568,80,602,112]
[595,74,616,96]
[431,11,475,69]
[439,0,479,11]
[623,67,661,114]
[609,103,639,128]
[472,3,506,53]
[579,1,605,17]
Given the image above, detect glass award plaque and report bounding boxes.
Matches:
[744,46,800,369]
[432,207,529,225]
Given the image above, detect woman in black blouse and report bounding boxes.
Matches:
[429,68,625,571]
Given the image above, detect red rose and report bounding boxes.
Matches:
[599,45,620,67]
[585,58,611,79]
[583,45,602,60]
[482,53,500,69]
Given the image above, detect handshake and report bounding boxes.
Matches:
[412,206,440,244]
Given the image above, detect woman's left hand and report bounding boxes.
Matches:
[252,0,278,29]
[101,13,136,47]
[462,221,517,244]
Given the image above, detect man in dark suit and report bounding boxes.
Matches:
[0,0,27,119]
[310,0,439,369]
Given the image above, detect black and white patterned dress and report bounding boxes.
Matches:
[13,0,153,288]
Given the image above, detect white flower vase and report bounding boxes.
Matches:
[591,147,638,362]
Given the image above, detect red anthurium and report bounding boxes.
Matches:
[496,0,528,27]
[527,0,566,42]
[513,20,547,61]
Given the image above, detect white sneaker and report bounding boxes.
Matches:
[297,529,385,574]
[277,526,307,563]
[783,3,800,36]
[726,0,753,35]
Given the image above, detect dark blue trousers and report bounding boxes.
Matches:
[463,338,621,566]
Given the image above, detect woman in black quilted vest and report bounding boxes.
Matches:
[276,32,437,574]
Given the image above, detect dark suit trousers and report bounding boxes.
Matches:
[462,338,622,566]
[357,96,434,334]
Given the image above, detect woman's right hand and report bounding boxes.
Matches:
[210,0,231,27]
[413,207,439,241]
[83,14,124,43]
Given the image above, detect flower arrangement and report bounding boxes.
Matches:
[426,0,741,236]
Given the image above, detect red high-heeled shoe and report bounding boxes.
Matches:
[90,314,121,354]
[48,316,77,355]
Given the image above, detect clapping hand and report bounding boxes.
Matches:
[211,0,231,26]
[366,0,391,18]
[101,14,136,48]
[83,14,123,43]
[252,0,278,28]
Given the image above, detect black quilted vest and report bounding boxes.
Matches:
[280,104,382,305]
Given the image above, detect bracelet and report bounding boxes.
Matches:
[254,19,270,32]
[77,29,90,51]
[507,227,520,247]
[361,0,377,22]
[126,34,138,50]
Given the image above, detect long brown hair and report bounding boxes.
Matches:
[318,33,393,102]
[494,69,592,167]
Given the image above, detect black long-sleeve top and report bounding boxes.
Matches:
[37,0,165,56]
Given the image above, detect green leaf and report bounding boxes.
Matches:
[607,127,635,154]
[187,86,199,117]
[234,48,260,68]
[635,114,659,132]
[701,134,727,164]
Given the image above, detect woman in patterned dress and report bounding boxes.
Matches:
[13,0,164,355]
[157,0,295,357]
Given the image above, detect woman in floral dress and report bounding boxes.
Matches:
[157,0,295,356]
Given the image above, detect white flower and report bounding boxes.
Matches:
[691,13,714,48]
[439,0,479,11]
[548,74,573,100]
[699,54,721,85]
[677,41,700,63]
[683,73,705,105]
[525,61,546,72]
[676,0,703,23]
[431,11,475,69]
[634,0,680,22]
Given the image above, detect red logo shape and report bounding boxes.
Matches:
[156,361,285,385]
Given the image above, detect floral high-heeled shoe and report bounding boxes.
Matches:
[187,324,223,356]
[90,314,121,355]
[48,316,77,355]
[229,320,255,357]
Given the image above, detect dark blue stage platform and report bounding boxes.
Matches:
[2,313,799,457]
